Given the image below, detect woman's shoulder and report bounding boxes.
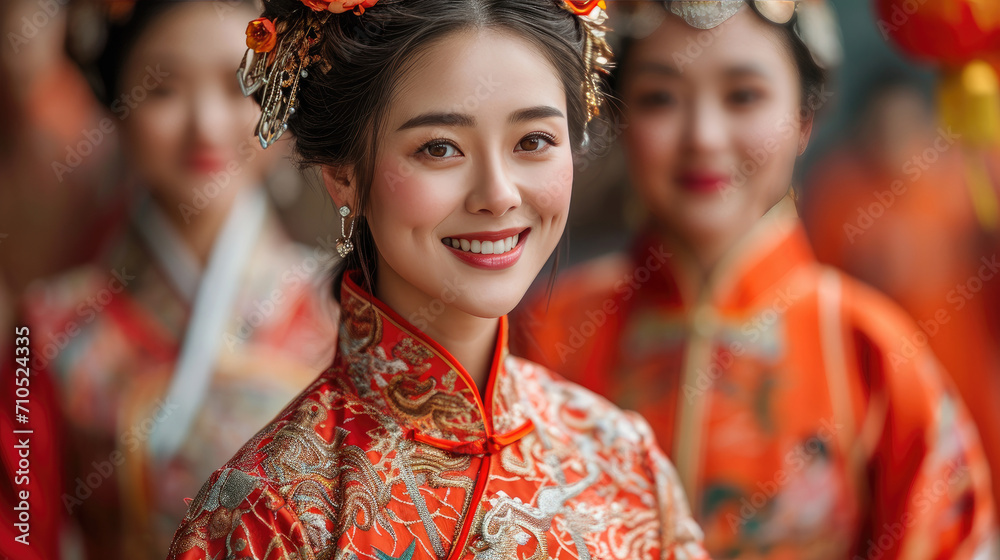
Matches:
[821,264,930,349]
[507,354,660,446]
[505,355,710,556]
[22,265,118,317]
[20,265,134,359]
[168,372,352,554]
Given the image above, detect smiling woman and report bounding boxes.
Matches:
[165,1,708,560]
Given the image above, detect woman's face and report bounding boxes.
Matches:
[119,2,261,211]
[367,29,573,322]
[620,8,811,249]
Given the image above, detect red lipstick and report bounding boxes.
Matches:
[441,228,530,271]
[185,152,229,175]
[676,171,730,194]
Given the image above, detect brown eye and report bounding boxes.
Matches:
[428,144,449,157]
[515,133,555,153]
[420,141,460,158]
[519,137,541,151]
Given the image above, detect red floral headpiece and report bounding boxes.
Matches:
[300,0,379,14]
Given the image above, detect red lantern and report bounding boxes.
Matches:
[874,0,1000,66]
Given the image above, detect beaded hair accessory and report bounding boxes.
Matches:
[614,0,841,69]
[562,1,613,124]
[238,0,613,149]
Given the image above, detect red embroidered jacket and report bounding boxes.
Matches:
[165,272,708,560]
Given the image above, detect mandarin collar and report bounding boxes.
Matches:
[631,195,815,313]
[334,272,533,454]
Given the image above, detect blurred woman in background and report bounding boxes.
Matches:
[3,1,337,558]
[514,1,998,558]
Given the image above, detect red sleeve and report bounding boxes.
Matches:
[166,469,315,560]
[850,296,998,559]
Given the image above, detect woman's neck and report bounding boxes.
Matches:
[150,188,241,266]
[654,222,741,285]
[374,266,500,400]
[651,195,795,297]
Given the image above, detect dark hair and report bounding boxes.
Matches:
[257,0,596,300]
[72,0,256,106]
[782,23,828,113]
[612,9,828,113]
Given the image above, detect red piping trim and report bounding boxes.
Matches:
[448,454,491,560]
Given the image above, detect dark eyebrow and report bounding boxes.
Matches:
[725,64,773,80]
[631,61,683,78]
[508,105,565,124]
[397,112,476,131]
[631,61,773,81]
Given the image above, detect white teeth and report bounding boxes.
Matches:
[444,233,522,255]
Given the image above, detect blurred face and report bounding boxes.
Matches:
[368,29,573,322]
[118,2,261,210]
[620,9,811,252]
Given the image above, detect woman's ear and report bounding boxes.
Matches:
[798,110,815,156]
[321,165,358,210]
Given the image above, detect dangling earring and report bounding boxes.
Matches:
[336,205,355,258]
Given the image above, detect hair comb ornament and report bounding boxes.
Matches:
[562,1,613,123]
[238,4,341,149]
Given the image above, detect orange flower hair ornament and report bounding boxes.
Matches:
[238,0,611,150]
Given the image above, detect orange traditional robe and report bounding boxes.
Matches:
[11,195,338,560]
[512,196,998,559]
[165,271,709,560]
